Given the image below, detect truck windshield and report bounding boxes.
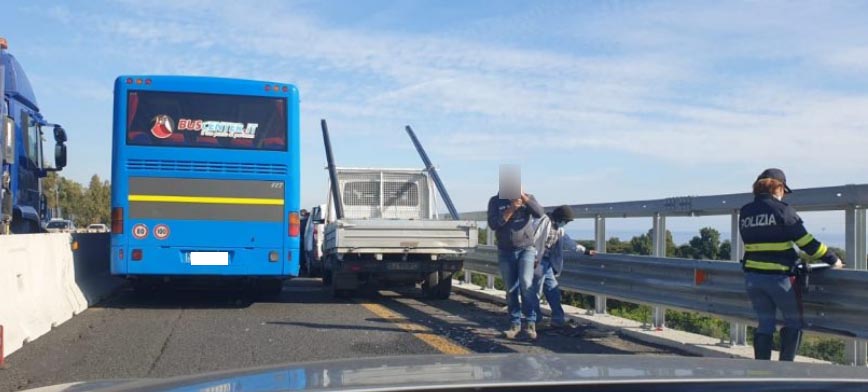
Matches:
[126,91,287,151]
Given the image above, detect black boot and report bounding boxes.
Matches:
[779,327,802,361]
[753,332,773,360]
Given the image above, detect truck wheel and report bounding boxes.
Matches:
[423,271,452,300]
[300,257,309,276]
[309,260,321,278]
[328,274,351,299]
[323,268,333,286]
[331,287,353,299]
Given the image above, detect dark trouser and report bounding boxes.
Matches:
[745,272,804,361]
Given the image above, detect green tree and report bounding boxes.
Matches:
[719,240,732,261]
[675,244,695,259]
[628,229,677,256]
[683,227,721,260]
[40,173,110,227]
[84,174,111,225]
[606,237,632,254]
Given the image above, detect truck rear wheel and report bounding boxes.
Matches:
[323,267,333,286]
[423,271,452,300]
[308,259,322,278]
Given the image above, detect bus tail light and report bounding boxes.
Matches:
[289,212,300,237]
[132,249,143,261]
[111,207,124,234]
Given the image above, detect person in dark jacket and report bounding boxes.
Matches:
[488,191,545,340]
[740,168,843,361]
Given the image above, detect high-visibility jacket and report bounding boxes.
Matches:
[739,194,837,274]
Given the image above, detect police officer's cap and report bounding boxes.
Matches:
[550,205,575,222]
[756,168,792,193]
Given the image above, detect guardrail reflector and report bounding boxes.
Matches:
[694,269,707,286]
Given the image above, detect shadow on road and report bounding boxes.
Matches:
[95,284,258,310]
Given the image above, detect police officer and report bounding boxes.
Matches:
[740,168,844,361]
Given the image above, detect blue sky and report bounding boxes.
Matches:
[3,1,868,241]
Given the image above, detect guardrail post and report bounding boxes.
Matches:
[651,213,666,329]
[463,270,472,285]
[844,206,867,366]
[486,226,494,246]
[729,210,747,345]
[486,274,495,290]
[594,215,607,314]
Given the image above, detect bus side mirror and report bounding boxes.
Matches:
[55,143,67,169]
[53,125,67,143]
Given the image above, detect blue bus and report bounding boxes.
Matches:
[110,76,300,294]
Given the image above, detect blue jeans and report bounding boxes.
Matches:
[498,247,538,326]
[744,272,803,334]
[532,258,564,325]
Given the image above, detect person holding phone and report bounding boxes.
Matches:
[488,168,545,340]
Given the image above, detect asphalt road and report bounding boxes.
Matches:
[0,279,687,391]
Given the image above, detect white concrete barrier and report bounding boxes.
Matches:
[0,233,119,357]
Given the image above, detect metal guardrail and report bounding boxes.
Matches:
[460,182,868,366]
[460,184,868,220]
[464,246,868,340]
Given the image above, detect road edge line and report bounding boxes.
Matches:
[356,301,470,355]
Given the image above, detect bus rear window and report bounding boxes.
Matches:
[126,91,287,151]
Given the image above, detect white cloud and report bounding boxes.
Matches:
[21,1,868,210]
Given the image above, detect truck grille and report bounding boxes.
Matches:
[126,159,287,175]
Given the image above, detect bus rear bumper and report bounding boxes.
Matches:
[111,246,298,277]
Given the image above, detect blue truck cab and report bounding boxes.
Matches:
[0,37,68,234]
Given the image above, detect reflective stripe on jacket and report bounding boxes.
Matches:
[739,194,835,274]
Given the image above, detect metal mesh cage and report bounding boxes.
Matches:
[337,169,429,219]
[344,181,380,207]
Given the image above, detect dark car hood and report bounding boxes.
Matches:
[23,354,868,392]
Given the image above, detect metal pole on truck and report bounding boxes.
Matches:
[321,119,344,220]
[0,42,8,235]
[404,125,460,220]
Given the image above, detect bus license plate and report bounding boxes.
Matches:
[190,252,229,266]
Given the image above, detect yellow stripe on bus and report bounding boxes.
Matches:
[128,194,284,206]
